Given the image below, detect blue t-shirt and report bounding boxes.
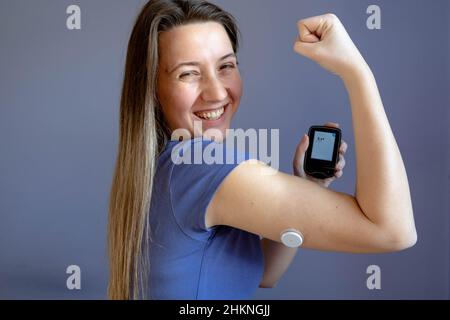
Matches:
[147,136,264,300]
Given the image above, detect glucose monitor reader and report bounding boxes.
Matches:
[280,228,304,248]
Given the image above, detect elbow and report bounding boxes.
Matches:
[372,208,418,252]
[398,231,418,250]
[384,228,418,252]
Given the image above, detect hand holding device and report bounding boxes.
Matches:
[293,122,347,187]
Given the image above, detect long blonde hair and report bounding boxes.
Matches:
[107,0,241,300]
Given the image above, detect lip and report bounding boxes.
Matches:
[193,103,230,114]
[193,103,230,123]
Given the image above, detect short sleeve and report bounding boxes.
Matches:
[169,137,255,242]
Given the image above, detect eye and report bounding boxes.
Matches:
[179,71,200,79]
[220,63,237,71]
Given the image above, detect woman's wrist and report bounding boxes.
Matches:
[340,60,373,87]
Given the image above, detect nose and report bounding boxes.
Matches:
[200,75,228,103]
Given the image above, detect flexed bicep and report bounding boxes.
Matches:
[207,159,406,254]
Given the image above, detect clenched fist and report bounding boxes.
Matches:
[293,13,368,79]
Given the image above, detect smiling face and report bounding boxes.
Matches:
[156,21,242,141]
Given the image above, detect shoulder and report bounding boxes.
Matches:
[169,136,258,197]
[168,136,254,166]
[165,136,259,240]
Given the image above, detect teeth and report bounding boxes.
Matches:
[195,105,226,120]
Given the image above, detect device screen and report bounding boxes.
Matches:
[311,131,336,161]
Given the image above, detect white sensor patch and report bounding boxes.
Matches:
[280,228,304,248]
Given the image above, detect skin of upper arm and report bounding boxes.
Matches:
[206,160,399,254]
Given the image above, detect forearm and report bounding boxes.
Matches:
[259,237,298,288]
[341,64,417,242]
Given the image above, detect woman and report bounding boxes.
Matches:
[107,0,417,300]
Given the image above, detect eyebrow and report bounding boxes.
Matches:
[168,53,236,74]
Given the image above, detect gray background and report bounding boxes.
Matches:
[0,0,448,299]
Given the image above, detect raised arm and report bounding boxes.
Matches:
[340,63,416,242]
[206,13,417,256]
[292,13,417,242]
